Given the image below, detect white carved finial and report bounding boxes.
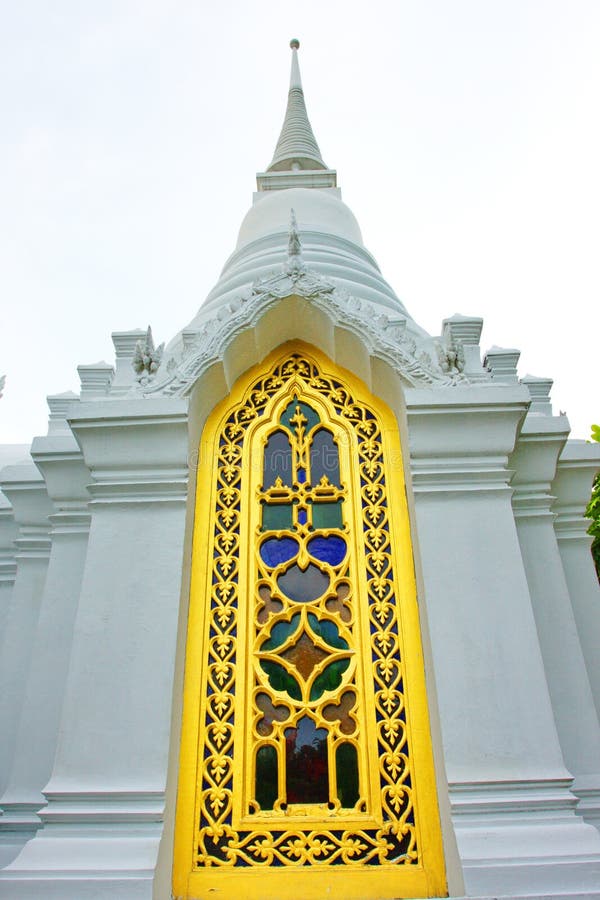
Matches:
[286,208,305,276]
[132,326,165,385]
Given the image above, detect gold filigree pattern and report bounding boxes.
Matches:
[195,352,419,867]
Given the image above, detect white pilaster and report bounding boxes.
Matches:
[0,398,189,899]
[405,383,600,896]
[0,465,53,866]
[552,439,600,826]
[510,414,600,828]
[0,419,92,860]
[0,496,18,648]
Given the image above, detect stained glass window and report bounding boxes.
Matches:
[174,346,447,900]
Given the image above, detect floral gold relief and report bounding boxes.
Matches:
[173,343,447,899]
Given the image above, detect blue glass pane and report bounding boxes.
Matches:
[308,614,348,650]
[260,537,299,567]
[297,508,308,525]
[297,467,306,484]
[310,429,340,487]
[278,563,329,602]
[263,430,292,489]
[310,658,350,700]
[262,614,301,651]
[307,535,346,566]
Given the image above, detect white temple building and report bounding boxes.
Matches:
[1,40,600,900]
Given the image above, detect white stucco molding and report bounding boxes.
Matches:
[0,465,54,557]
[30,434,92,511]
[510,412,570,517]
[0,502,18,593]
[139,267,479,399]
[67,398,189,505]
[552,439,600,542]
[404,383,531,493]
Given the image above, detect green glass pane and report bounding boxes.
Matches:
[262,614,301,651]
[310,658,350,701]
[260,659,302,701]
[262,503,294,531]
[307,613,348,650]
[312,501,343,530]
[280,399,320,435]
[256,745,278,810]
[336,742,359,808]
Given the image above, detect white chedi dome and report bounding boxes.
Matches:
[181,187,424,336]
[236,187,363,248]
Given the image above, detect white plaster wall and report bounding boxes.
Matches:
[0,401,189,898]
[405,387,600,896]
[48,501,185,792]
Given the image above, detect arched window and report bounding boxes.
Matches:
[173,344,447,899]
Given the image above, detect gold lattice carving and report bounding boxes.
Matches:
[195,352,418,868]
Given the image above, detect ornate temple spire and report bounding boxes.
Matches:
[267,39,328,173]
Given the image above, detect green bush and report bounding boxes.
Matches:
[586,424,600,581]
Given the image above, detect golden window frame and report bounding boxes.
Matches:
[173,342,447,899]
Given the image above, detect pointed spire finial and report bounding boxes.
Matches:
[286,208,305,275]
[266,40,327,173]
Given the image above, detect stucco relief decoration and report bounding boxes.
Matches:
[140,281,465,400]
[132,326,164,385]
[435,337,465,375]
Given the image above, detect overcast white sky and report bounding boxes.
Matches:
[1,0,599,442]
